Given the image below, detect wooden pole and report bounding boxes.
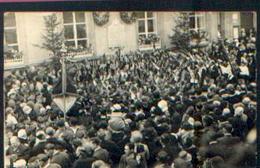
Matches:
[62,55,66,121]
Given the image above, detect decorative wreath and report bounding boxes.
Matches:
[120,12,137,24]
[93,12,109,26]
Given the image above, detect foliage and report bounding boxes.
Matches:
[38,13,64,56]
[169,13,191,51]
[169,13,209,52]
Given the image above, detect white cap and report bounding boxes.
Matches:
[18,129,27,140]
[6,114,18,126]
[222,108,231,116]
[158,100,168,112]
[39,107,46,114]
[213,100,221,106]
[13,159,26,168]
[36,130,46,138]
[7,89,16,97]
[234,106,244,116]
[242,97,251,105]
[23,105,32,115]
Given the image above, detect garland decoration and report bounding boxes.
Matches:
[120,12,136,24]
[93,12,109,26]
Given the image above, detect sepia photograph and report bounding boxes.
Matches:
[3,11,257,168]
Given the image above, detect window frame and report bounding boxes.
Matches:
[4,12,19,51]
[137,12,157,38]
[188,12,206,32]
[63,12,88,49]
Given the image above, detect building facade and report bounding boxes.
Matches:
[4,11,256,69]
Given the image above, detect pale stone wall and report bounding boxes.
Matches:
[6,11,256,69]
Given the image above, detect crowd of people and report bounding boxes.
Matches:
[4,31,256,168]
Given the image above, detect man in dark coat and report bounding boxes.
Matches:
[216,123,241,147]
[91,138,110,163]
[51,145,72,168]
[73,147,95,168]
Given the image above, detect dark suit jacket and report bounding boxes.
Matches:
[217,134,240,146]
[72,157,95,168]
[93,147,110,163]
[101,140,122,164]
[51,151,72,168]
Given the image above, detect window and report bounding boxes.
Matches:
[188,12,206,31]
[136,12,158,45]
[63,12,88,50]
[4,12,19,51]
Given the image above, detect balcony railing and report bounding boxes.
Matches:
[138,40,161,51]
[138,34,161,51]
[65,50,94,60]
[4,52,24,69]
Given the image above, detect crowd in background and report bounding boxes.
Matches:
[4,30,256,168]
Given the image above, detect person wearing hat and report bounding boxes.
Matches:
[92,160,111,168]
[6,135,29,159]
[242,96,256,130]
[119,143,137,168]
[97,129,122,165]
[172,151,192,168]
[46,163,62,168]
[13,159,27,168]
[73,145,95,168]
[50,145,72,168]
[152,150,171,168]
[229,106,248,139]
[216,123,240,147]
[6,107,18,130]
[91,137,110,164]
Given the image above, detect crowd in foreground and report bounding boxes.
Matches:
[5,32,256,168]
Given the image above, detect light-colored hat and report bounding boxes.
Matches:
[36,130,45,137]
[108,118,125,131]
[6,107,13,113]
[241,57,248,64]
[222,108,231,116]
[7,88,16,97]
[233,103,245,109]
[178,151,192,162]
[213,100,221,106]
[18,129,27,140]
[13,159,26,168]
[158,99,168,112]
[23,105,32,114]
[130,130,143,143]
[21,82,27,87]
[10,136,19,145]
[187,117,194,126]
[15,80,21,86]
[6,114,18,127]
[250,82,256,88]
[111,104,121,112]
[234,106,244,117]
[20,103,27,108]
[39,107,46,115]
[7,99,16,108]
[242,97,251,105]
